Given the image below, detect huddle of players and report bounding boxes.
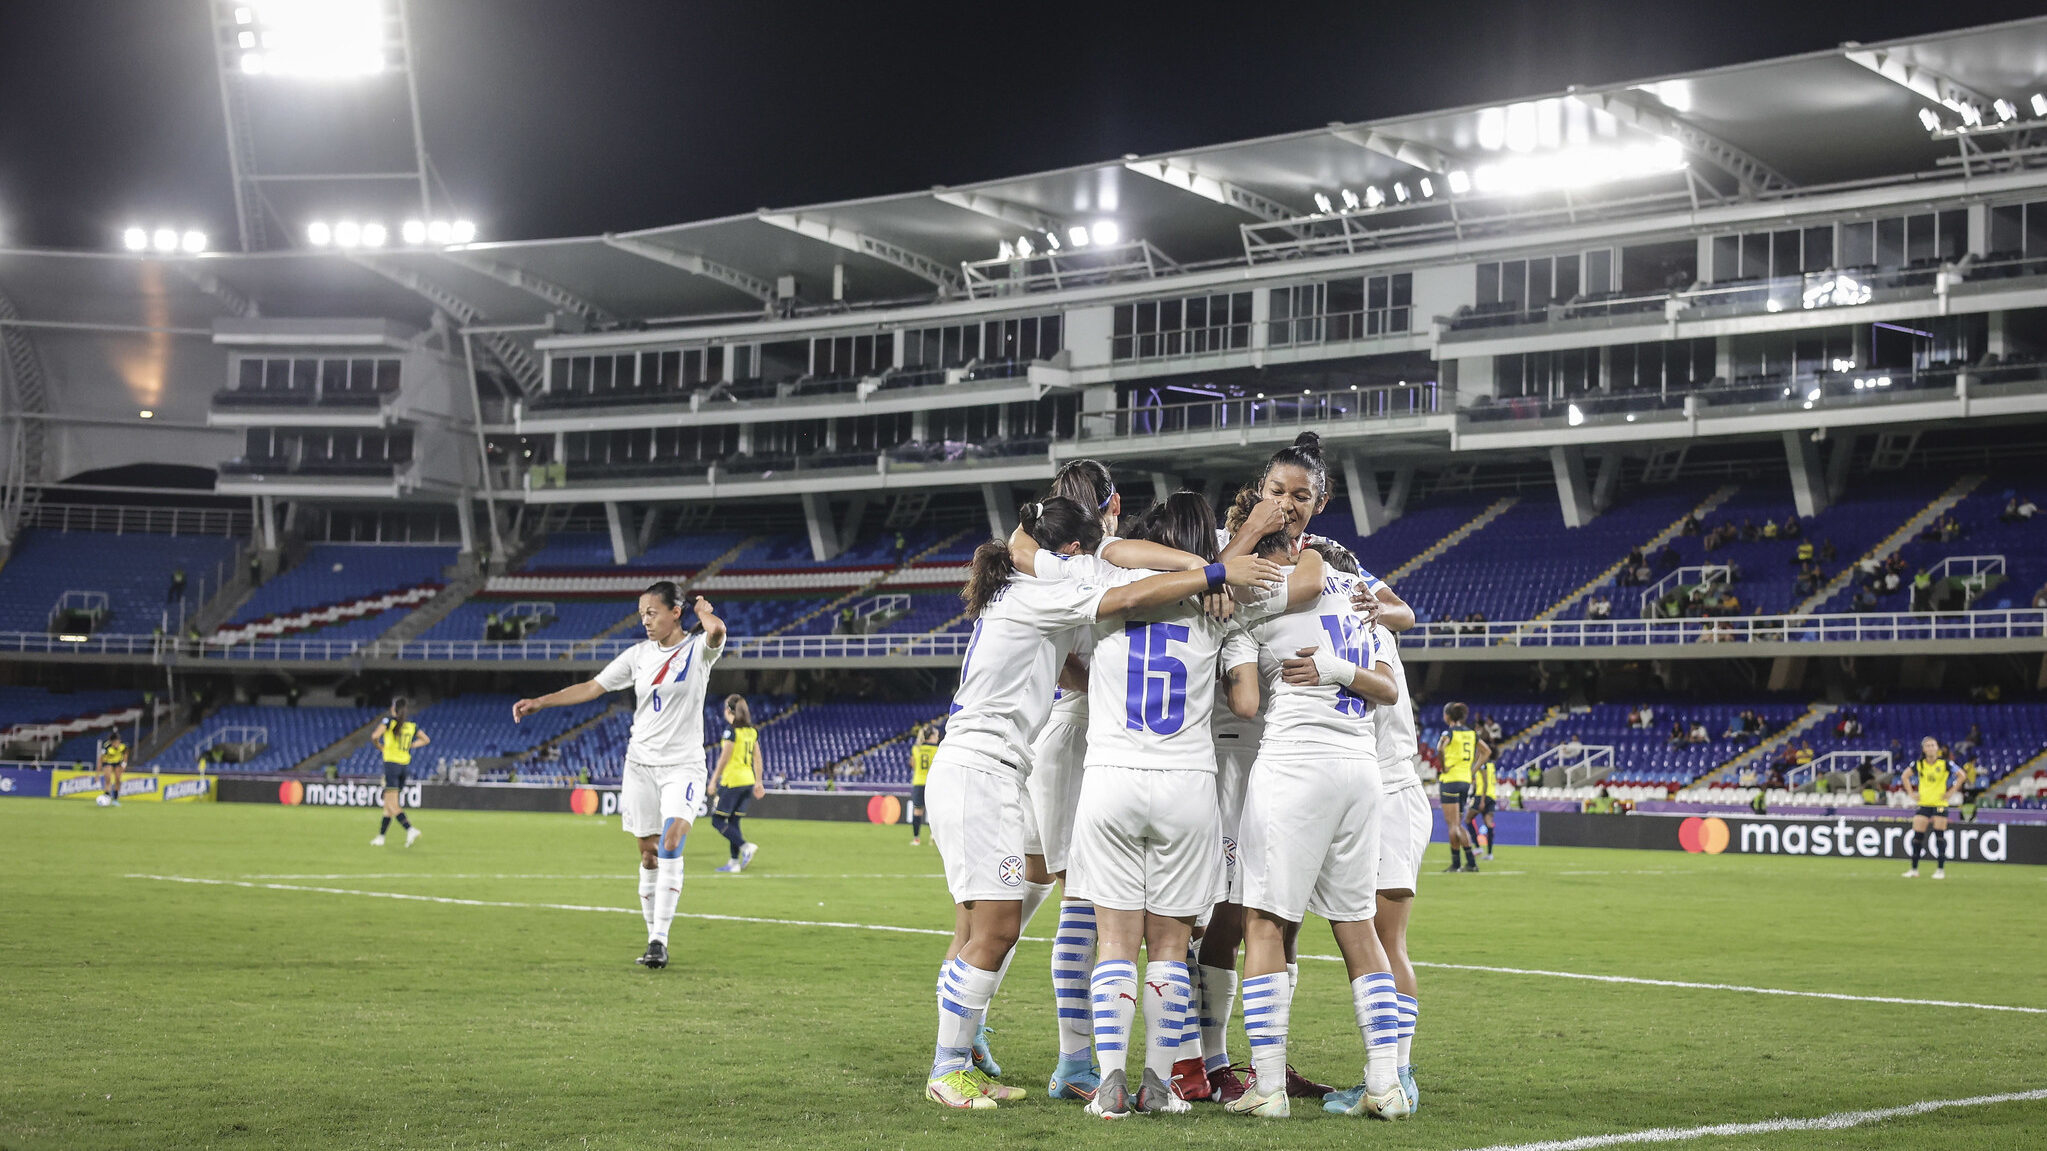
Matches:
[919,434,1435,1120]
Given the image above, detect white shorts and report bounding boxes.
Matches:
[1067,765,1222,919]
[620,759,705,838]
[927,746,1032,903]
[1215,742,1256,904]
[1026,719,1087,872]
[1238,746,1383,923]
[1376,782,1432,895]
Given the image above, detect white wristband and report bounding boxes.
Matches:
[1311,649,1360,688]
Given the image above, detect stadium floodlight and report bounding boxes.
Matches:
[181,230,207,253]
[1995,99,2018,122]
[1447,169,1472,195]
[1469,138,1685,195]
[306,220,332,246]
[138,409,155,419]
[238,0,388,79]
[122,227,148,251]
[1393,182,1410,203]
[333,220,362,248]
[361,222,387,247]
[450,220,476,243]
[1313,192,1333,214]
[1067,225,1091,248]
[152,228,179,253]
[2035,93,2047,117]
[401,219,427,244]
[996,240,1014,260]
[1567,403,1586,426]
[1044,231,1060,251]
[1340,189,1361,211]
[1015,235,1034,257]
[1089,220,1120,246]
[1918,108,1942,132]
[425,220,451,243]
[1419,177,1435,198]
[1364,186,1386,208]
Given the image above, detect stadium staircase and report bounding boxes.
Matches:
[185,541,263,635]
[567,533,763,657]
[1525,484,1739,626]
[1688,703,1837,789]
[766,527,976,638]
[1793,474,1985,615]
[826,708,952,784]
[1383,496,1519,582]
[1495,706,1569,752]
[374,564,491,646]
[212,585,443,645]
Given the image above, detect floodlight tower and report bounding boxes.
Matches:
[207,0,441,251]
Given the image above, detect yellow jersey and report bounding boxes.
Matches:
[100,740,128,767]
[378,720,419,766]
[911,743,936,787]
[1912,757,1954,807]
[1439,729,1475,784]
[1476,762,1497,800]
[721,727,759,788]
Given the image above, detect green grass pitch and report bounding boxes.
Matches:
[2,800,2044,1150]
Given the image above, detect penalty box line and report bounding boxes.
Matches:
[130,874,2047,1016]
[1455,1087,2047,1151]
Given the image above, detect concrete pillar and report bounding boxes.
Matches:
[1591,452,1623,515]
[637,505,661,553]
[1384,468,1413,519]
[1784,430,1829,518]
[737,423,754,454]
[838,495,869,550]
[455,499,475,554]
[1825,434,1857,503]
[1340,454,1395,537]
[911,409,929,444]
[604,501,631,566]
[801,492,843,563]
[1987,310,2008,358]
[1767,657,1807,692]
[1598,344,1612,393]
[982,484,1017,540]
[1713,335,1733,382]
[1150,471,1182,505]
[1550,445,1596,528]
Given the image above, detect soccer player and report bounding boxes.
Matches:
[514,583,725,970]
[1902,736,1957,879]
[97,731,130,805]
[1437,703,1490,873]
[1288,540,1429,1115]
[1224,442,1409,1121]
[369,698,428,846]
[709,694,766,873]
[908,725,938,846]
[1472,754,1499,861]
[921,496,1281,1111]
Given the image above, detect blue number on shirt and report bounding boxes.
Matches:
[1318,614,1370,717]
[949,620,986,716]
[651,692,661,713]
[1123,620,1191,735]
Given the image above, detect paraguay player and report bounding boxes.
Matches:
[513,582,725,970]
[1902,736,1957,879]
[922,496,1283,1111]
[1289,539,1428,1114]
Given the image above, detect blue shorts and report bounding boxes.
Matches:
[1438,781,1472,805]
[382,767,409,791]
[713,790,752,819]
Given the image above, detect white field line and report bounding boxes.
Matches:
[131,874,2047,1016]
[1455,1087,2047,1151]
[237,873,947,881]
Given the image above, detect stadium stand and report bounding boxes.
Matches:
[0,529,239,635]
[331,694,610,779]
[0,688,151,761]
[222,545,457,640]
[142,705,381,774]
[546,695,797,784]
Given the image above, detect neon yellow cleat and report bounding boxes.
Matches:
[964,1068,1026,1101]
[926,1069,995,1110]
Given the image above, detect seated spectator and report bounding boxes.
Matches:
[1739,519,1759,542]
[1742,709,1764,735]
[1794,541,1814,564]
[1793,741,1815,765]
[1636,705,1656,730]
[1657,543,1681,571]
[1687,722,1710,743]
[1882,570,1902,594]
[1668,720,1687,746]
[1762,519,1780,540]
[1559,735,1584,762]
[2020,497,2038,521]
[1627,706,1643,728]
[1586,592,1612,620]
[1819,538,1837,562]
[1681,514,1701,535]
[1853,586,1880,611]
[1781,516,1802,539]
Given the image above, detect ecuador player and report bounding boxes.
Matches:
[370,698,429,846]
[97,731,130,805]
[1902,737,1957,879]
[1436,704,1490,873]
[709,695,766,873]
[908,724,938,846]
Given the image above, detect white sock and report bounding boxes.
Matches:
[1142,960,1192,1085]
[637,866,657,935]
[1050,900,1097,1061]
[932,957,1000,1077]
[1241,970,1291,1092]
[1089,959,1138,1079]
[1352,971,1400,1094]
[1287,961,1299,994]
[1396,993,1418,1070]
[649,855,683,944]
[1198,963,1239,1073]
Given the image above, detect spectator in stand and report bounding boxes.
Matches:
[1781,516,1802,539]
[1586,593,1612,620]
[1794,540,1815,564]
[1762,520,1780,540]
[1882,569,1902,595]
[1681,514,1701,535]
[1635,705,1656,731]
[1686,722,1710,744]
[1667,720,1687,746]
[1559,734,1584,763]
[1819,539,1837,563]
[1764,763,1787,791]
[1739,519,1759,542]
[1793,741,1815,766]
[1656,543,1682,572]
[1627,706,1643,729]
[1955,722,1983,762]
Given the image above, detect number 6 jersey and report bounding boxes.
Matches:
[595,631,724,766]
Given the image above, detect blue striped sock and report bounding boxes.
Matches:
[1050,900,1097,1061]
[1352,971,1400,1093]
[1240,971,1291,1091]
[1089,959,1138,1078]
[1142,960,1191,1084]
[1396,992,1418,1070]
[931,957,996,1078]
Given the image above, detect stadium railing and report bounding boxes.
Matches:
[1401,608,2047,648]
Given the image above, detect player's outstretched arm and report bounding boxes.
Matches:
[1096,555,1284,618]
[513,680,607,723]
[694,597,727,648]
[1099,537,1204,572]
[1280,647,1400,705]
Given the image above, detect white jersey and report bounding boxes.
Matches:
[942,554,1103,773]
[1248,567,1383,752]
[1045,629,1094,726]
[596,632,723,766]
[1209,627,1265,748]
[1371,622,1421,790]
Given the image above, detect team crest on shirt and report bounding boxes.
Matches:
[998,855,1024,887]
[1222,836,1238,870]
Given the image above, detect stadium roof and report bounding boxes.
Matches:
[4,14,2047,337]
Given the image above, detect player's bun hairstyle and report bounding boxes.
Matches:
[1308,538,1362,576]
[1049,459,1116,516]
[1137,490,1220,562]
[1226,483,1294,559]
[389,696,409,718]
[725,694,754,728]
[642,579,704,633]
[961,496,1105,617]
[1444,701,1470,725]
[1259,431,1331,506]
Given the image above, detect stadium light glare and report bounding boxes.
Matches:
[2034,93,2047,117]
[1806,388,1822,402]
[1419,177,1435,198]
[238,0,387,79]
[1313,192,1333,214]
[1567,404,1585,426]
[306,220,332,246]
[235,5,253,22]
[1447,169,1472,195]
[1089,220,1120,246]
[1470,138,1684,195]
[401,220,426,244]
[1995,99,2017,122]
[1394,182,1410,203]
[1015,235,1034,257]
[333,220,362,248]
[1339,189,1360,211]
[181,230,207,253]
[1067,226,1091,247]
[151,228,179,253]
[122,227,148,251]
[1364,186,1385,209]
[1918,107,1942,132]
[1043,231,1059,251]
[361,222,387,247]
[996,240,1014,260]
[138,409,154,419]
[425,220,452,244]
[449,219,476,243]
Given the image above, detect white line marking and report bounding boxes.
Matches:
[1454,1087,2047,1151]
[131,874,2047,1015]
[237,873,946,881]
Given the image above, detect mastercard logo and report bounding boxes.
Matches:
[1679,816,1729,854]
[278,780,304,805]
[866,795,902,825]
[569,787,599,815]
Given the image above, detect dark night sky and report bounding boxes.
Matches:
[1,1,2041,250]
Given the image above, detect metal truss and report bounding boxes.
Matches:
[173,264,260,318]
[1843,46,1997,127]
[757,213,961,293]
[441,252,615,326]
[1573,89,1795,196]
[1328,125,1456,174]
[600,234,776,303]
[1123,159,1299,222]
[931,191,1068,236]
[0,291,49,542]
[349,257,542,394]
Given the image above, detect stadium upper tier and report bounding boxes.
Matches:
[0,530,239,637]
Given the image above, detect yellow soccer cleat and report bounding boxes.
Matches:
[964,1068,1026,1101]
[926,1069,996,1110]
